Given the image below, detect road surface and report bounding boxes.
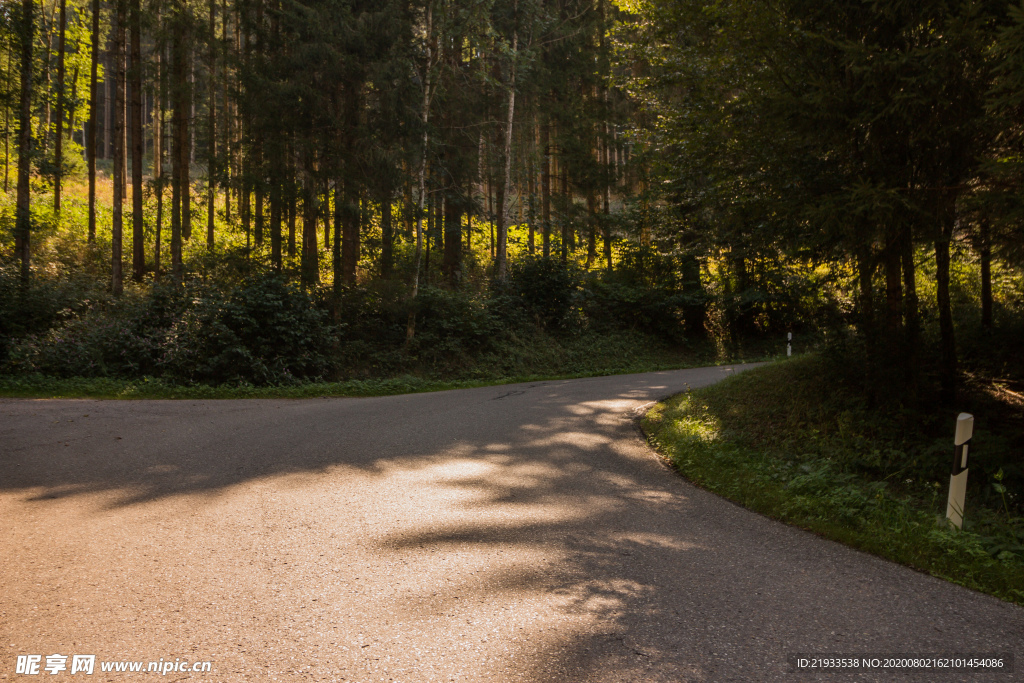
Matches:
[1,364,1021,681]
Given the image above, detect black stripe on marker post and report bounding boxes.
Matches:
[951,438,971,476]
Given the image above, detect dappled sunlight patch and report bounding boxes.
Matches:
[526,430,612,451]
[605,531,702,552]
[558,577,655,618]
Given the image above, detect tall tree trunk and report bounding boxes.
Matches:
[180,43,191,243]
[321,186,331,251]
[112,0,126,295]
[153,40,163,279]
[206,0,216,250]
[53,0,67,215]
[4,39,11,193]
[130,0,144,281]
[602,121,611,272]
[341,179,359,284]
[87,0,99,240]
[443,191,461,286]
[287,191,296,258]
[494,27,516,283]
[332,181,344,299]
[15,0,34,284]
[403,174,413,241]
[901,221,919,402]
[170,4,187,282]
[254,147,264,246]
[301,173,319,286]
[270,179,282,271]
[541,119,550,258]
[882,226,903,381]
[935,197,958,404]
[381,191,393,279]
[527,152,535,255]
[586,190,597,268]
[406,2,433,344]
[487,176,494,258]
[104,52,111,159]
[560,160,569,262]
[980,217,993,329]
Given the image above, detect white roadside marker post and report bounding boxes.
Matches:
[787,332,792,357]
[945,413,974,529]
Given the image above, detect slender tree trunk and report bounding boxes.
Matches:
[180,43,191,243]
[980,217,993,329]
[406,2,433,344]
[4,40,11,193]
[443,191,461,286]
[53,0,67,214]
[327,179,340,303]
[381,191,393,279]
[170,4,187,281]
[4,39,11,194]
[935,196,958,404]
[332,181,343,298]
[403,174,413,241]
[15,0,34,283]
[221,0,230,220]
[270,179,282,271]
[560,161,569,261]
[424,192,433,282]
[67,64,78,142]
[494,26,517,283]
[287,188,296,258]
[154,41,163,279]
[301,172,319,286]
[206,0,216,250]
[341,179,359,284]
[87,0,99,240]
[586,190,596,268]
[541,119,551,258]
[901,221,919,402]
[254,149,264,246]
[40,2,53,154]
[320,187,330,250]
[112,0,126,295]
[527,152,535,255]
[487,176,494,258]
[130,0,144,281]
[104,52,111,159]
[602,121,611,272]
[882,226,903,378]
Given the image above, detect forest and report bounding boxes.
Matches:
[0,1,1020,401]
[0,0,1023,595]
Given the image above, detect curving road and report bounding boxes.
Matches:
[1,364,1021,682]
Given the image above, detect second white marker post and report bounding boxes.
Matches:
[945,412,974,529]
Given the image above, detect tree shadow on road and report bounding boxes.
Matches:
[2,365,1019,681]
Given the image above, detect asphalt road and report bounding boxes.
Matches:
[1,364,1021,682]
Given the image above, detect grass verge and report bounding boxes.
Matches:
[642,354,1024,606]
[0,349,778,400]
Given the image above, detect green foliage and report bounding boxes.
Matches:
[4,273,336,386]
[506,256,583,330]
[161,275,334,385]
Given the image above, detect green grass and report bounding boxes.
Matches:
[0,349,779,400]
[642,354,1024,606]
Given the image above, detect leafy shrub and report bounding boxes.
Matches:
[506,256,582,329]
[582,279,688,343]
[161,274,335,385]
